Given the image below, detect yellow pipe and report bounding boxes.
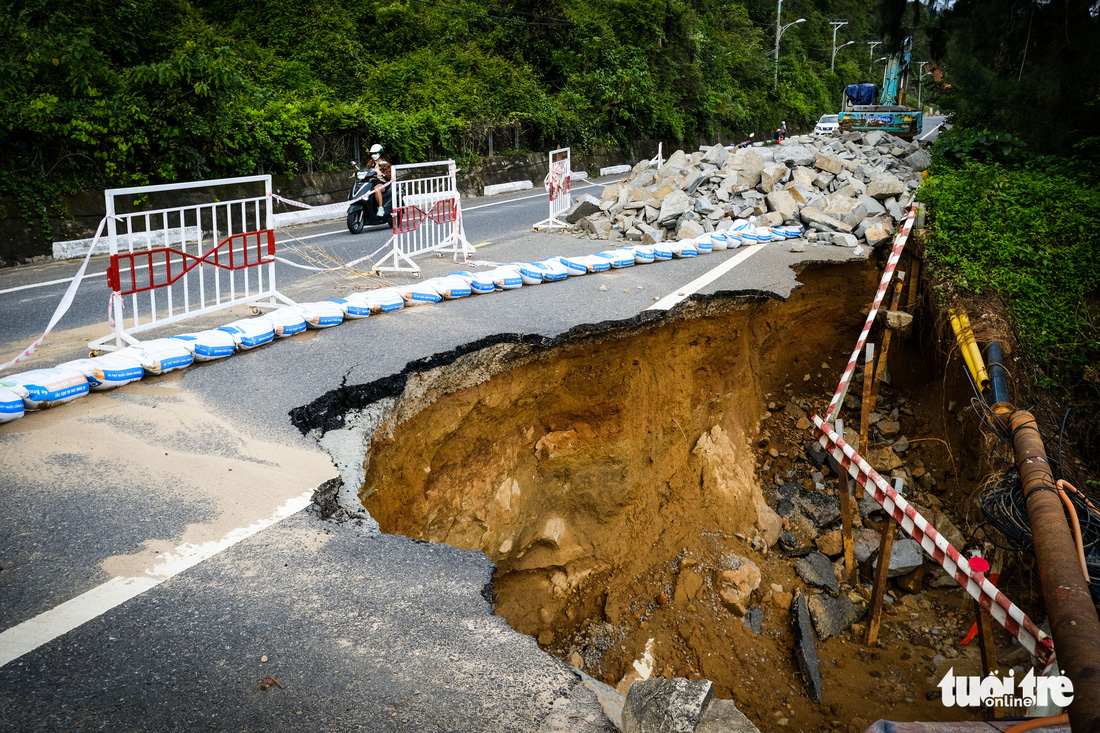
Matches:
[948,309,990,391]
[958,312,990,390]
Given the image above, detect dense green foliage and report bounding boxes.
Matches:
[2,0,884,212]
[917,147,1100,394]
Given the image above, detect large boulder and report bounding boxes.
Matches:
[622,678,714,733]
[566,194,603,224]
[799,207,854,233]
[775,144,818,168]
[795,552,841,595]
[858,194,887,217]
[807,592,868,639]
[822,196,868,228]
[724,149,765,189]
[658,149,689,175]
[715,554,761,615]
[905,148,931,172]
[675,218,705,240]
[867,176,906,200]
[765,190,799,223]
[814,152,844,175]
[760,163,789,191]
[863,219,895,246]
[701,144,729,168]
[657,190,692,226]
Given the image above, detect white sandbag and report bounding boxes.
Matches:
[117,339,196,376]
[504,263,544,285]
[575,255,610,273]
[669,241,698,258]
[488,267,523,290]
[740,229,759,245]
[627,245,656,264]
[651,243,674,261]
[170,330,237,361]
[528,260,569,281]
[553,256,588,276]
[265,306,308,337]
[0,386,24,423]
[296,301,345,328]
[345,288,405,314]
[709,233,730,251]
[450,271,497,294]
[0,368,89,410]
[327,297,371,319]
[59,353,144,390]
[754,226,772,243]
[730,219,752,232]
[692,235,714,254]
[218,318,276,349]
[397,283,444,305]
[781,225,803,239]
[594,250,634,268]
[425,276,473,299]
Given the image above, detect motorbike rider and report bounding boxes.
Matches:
[365,143,392,216]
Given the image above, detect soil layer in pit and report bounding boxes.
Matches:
[359,263,994,733]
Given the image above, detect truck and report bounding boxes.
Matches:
[838,38,922,140]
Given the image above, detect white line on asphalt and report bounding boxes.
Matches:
[916,122,943,142]
[1,181,607,296]
[647,244,768,311]
[0,490,314,668]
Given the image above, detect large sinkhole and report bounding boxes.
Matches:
[310,261,996,732]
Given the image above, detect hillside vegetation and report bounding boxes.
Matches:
[2,0,881,219]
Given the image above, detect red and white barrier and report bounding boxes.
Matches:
[374,160,473,274]
[90,176,294,353]
[811,416,1055,665]
[533,147,572,231]
[822,205,917,424]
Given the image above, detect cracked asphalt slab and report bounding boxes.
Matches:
[0,227,869,730]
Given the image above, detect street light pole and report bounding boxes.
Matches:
[830,21,848,72]
[773,0,806,88]
[832,41,854,72]
[916,61,928,110]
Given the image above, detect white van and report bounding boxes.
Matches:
[814,114,839,135]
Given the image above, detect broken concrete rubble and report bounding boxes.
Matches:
[568,131,927,251]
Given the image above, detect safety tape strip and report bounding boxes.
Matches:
[269,186,387,216]
[0,216,110,373]
[811,415,1055,665]
[822,205,918,424]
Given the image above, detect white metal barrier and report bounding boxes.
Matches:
[533,147,572,231]
[374,160,473,274]
[91,175,294,352]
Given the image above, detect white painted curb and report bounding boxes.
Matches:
[483,180,533,196]
[599,164,631,177]
[52,226,203,260]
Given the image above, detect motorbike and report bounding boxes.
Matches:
[735,133,755,149]
[346,161,393,234]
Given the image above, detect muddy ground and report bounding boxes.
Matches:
[355,261,1047,732]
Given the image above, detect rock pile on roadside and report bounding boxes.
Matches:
[564,129,928,250]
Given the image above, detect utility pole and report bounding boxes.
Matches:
[829,21,848,72]
[774,0,806,88]
[867,40,881,60]
[916,61,928,110]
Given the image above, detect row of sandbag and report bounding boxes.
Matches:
[0,220,800,423]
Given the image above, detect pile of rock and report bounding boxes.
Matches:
[564,129,929,251]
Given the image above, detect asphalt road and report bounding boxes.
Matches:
[0,155,884,730]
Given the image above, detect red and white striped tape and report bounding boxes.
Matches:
[823,205,918,424]
[812,415,1055,665]
[0,216,110,373]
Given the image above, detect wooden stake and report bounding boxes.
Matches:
[865,479,903,648]
[836,419,857,586]
[906,258,921,310]
[970,554,1002,716]
[869,273,906,412]
[860,343,875,453]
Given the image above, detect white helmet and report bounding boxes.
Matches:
[369,143,384,154]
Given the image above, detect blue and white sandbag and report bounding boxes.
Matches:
[117,338,196,375]
[754,226,772,243]
[627,245,656,264]
[670,240,698,258]
[296,301,345,328]
[575,255,610,273]
[505,263,544,285]
[594,250,634,268]
[426,275,473,299]
[651,243,674,261]
[529,260,569,282]
[692,234,714,254]
[265,306,308,337]
[553,256,588,277]
[59,353,144,390]
[398,283,444,305]
[346,288,405,314]
[710,232,732,251]
[451,271,497,294]
[0,386,24,423]
[488,267,524,290]
[730,219,752,233]
[740,229,759,245]
[327,297,372,319]
[219,318,276,350]
[0,368,89,410]
[170,330,237,361]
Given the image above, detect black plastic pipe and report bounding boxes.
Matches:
[986,342,1010,407]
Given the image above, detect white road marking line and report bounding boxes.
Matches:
[2,182,609,295]
[916,122,944,142]
[0,490,314,668]
[647,244,768,311]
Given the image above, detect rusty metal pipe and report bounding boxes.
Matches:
[996,407,1100,731]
